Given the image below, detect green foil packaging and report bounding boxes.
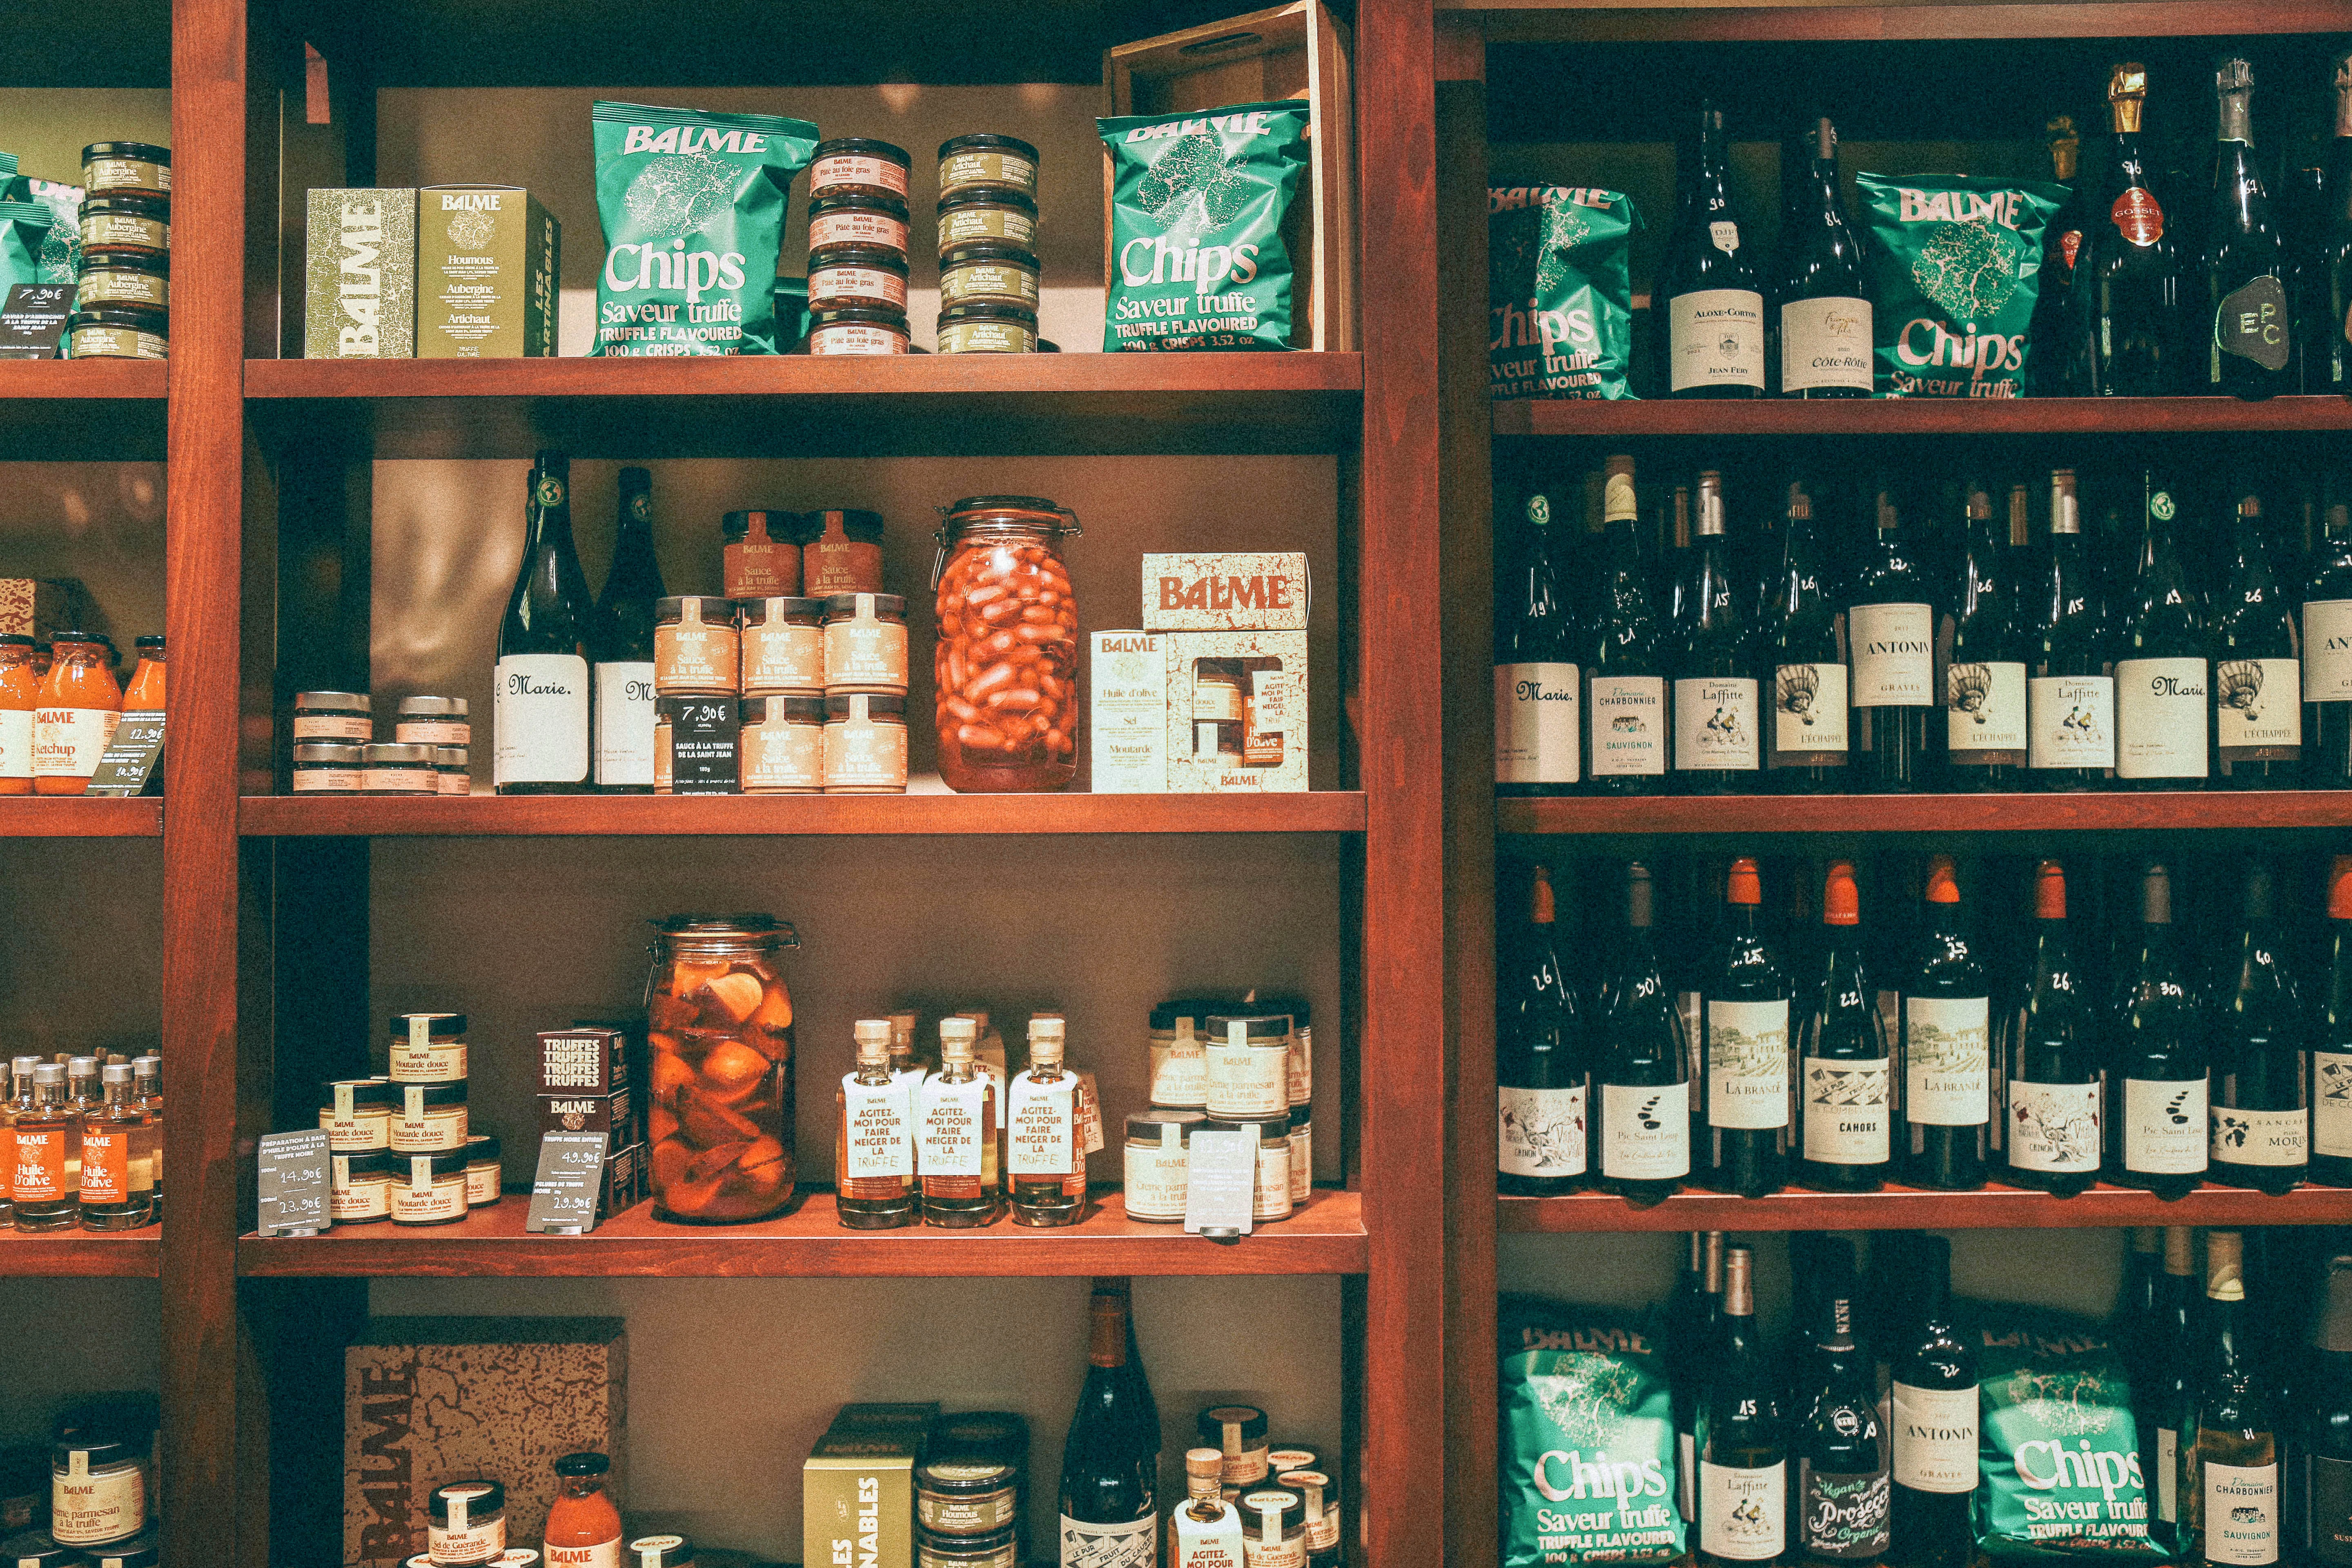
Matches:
[1859,170,2066,398]
[1975,1305,2165,1564]
[1098,99,1309,351]
[1500,1296,1686,1568]
[1489,185,1637,399]
[305,188,417,358]
[0,201,57,300]
[590,100,818,356]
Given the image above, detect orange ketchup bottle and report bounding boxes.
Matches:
[33,632,122,795]
[123,635,165,711]
[0,634,36,794]
[543,1452,623,1568]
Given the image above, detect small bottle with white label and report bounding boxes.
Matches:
[837,1019,917,1229]
[1008,1017,1086,1227]
[1172,1448,1245,1568]
[2190,1231,2279,1568]
[921,1018,1000,1227]
[544,1451,624,1568]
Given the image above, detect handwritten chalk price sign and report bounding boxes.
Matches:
[256,1129,333,1237]
[525,1131,609,1235]
[1184,1126,1260,1240]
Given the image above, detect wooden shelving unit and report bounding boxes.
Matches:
[1499,792,2352,835]
[0,798,163,837]
[0,1230,162,1278]
[1501,1184,2352,1234]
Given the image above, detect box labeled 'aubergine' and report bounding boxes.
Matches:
[304,188,417,358]
[418,185,558,358]
[804,1405,933,1568]
[344,1317,624,1568]
[1165,629,1307,793]
[1142,552,1310,632]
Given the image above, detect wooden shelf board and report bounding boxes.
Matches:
[1493,395,2352,438]
[0,361,167,460]
[243,355,1365,459]
[240,791,1366,837]
[1498,791,2352,835]
[237,1189,1366,1277]
[0,797,163,837]
[0,1226,161,1276]
[1455,1,2348,43]
[1502,1182,2352,1232]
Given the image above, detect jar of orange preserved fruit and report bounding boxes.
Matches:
[932,496,1080,793]
[644,914,799,1222]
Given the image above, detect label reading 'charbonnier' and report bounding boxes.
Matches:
[1903,996,1990,1127]
[2202,1461,2279,1566]
[1588,675,1668,775]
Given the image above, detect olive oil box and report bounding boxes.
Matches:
[804,1404,933,1568]
[417,184,559,358]
[1089,630,1168,792]
[304,188,417,357]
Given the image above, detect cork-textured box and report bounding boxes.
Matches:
[417,185,559,358]
[1141,552,1310,632]
[1165,629,1307,793]
[0,578,98,641]
[304,188,417,359]
[344,1317,625,1568]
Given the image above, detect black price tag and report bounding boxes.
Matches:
[526,1131,609,1234]
[0,284,72,359]
[257,1129,333,1237]
[85,710,164,796]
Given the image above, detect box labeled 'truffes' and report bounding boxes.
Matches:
[305,188,416,358]
[1142,552,1310,632]
[537,1027,626,1095]
[418,185,558,358]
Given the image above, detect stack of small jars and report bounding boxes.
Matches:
[287,691,470,796]
[1128,996,1314,1225]
[1187,1408,1341,1568]
[935,134,1040,353]
[804,137,913,355]
[318,1013,501,1227]
[13,1396,160,1568]
[69,141,172,361]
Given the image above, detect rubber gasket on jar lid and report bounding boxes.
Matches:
[935,303,1038,355]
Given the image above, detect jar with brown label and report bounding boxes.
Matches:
[74,251,169,312]
[1237,1489,1307,1568]
[808,194,910,254]
[1276,1472,1338,1557]
[1203,1014,1290,1118]
[292,690,372,742]
[393,1150,471,1225]
[394,695,469,746]
[938,134,1038,199]
[823,593,909,694]
[810,137,911,202]
[1123,1109,1202,1223]
[739,597,826,697]
[428,1480,507,1564]
[388,1013,467,1082]
[463,1135,502,1206]
[740,696,826,794]
[1198,1406,1272,1489]
[914,1459,1018,1536]
[722,511,804,599]
[808,245,909,313]
[937,189,1038,257]
[655,597,741,696]
[50,1437,146,1547]
[804,510,886,596]
[78,194,168,257]
[806,307,910,356]
[67,308,167,360]
[939,246,1039,310]
[824,692,908,793]
[390,1082,467,1152]
[935,304,1038,355]
[318,1078,394,1151]
[916,1528,1017,1568]
[436,746,470,794]
[82,142,172,198]
[329,1150,396,1223]
[363,742,438,795]
[292,741,366,794]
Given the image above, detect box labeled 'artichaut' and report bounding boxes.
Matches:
[417,184,559,358]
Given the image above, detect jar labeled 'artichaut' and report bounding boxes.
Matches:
[939,246,1038,310]
[938,134,1038,199]
[655,597,740,696]
[932,496,1080,793]
[739,597,825,697]
[807,245,909,313]
[935,304,1037,355]
[806,307,910,356]
[740,697,825,794]
[810,137,911,203]
[823,692,908,793]
[937,189,1038,257]
[808,194,910,255]
[822,593,909,695]
[722,510,804,600]
[646,915,798,1222]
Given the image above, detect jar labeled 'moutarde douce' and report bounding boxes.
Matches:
[932,496,1080,793]
[645,914,799,1222]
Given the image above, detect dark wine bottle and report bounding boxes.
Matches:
[2112,1227,2165,1392]
[1849,486,1938,793]
[1499,865,1589,1195]
[1058,1287,1158,1567]
[1797,1281,1890,1568]
[1596,862,1693,1205]
[2084,64,2184,396]
[2294,55,2352,397]
[1890,1234,1978,1568]
[1902,856,1992,1191]
[2214,491,2304,786]
[1497,479,1584,795]
[2188,1231,2281,1568]
[1797,860,1890,1193]
[1697,1245,1789,1568]
[589,466,664,793]
[1944,483,2030,788]
[2116,475,2210,789]
[2314,857,2352,1186]
[2298,1253,2352,1568]
[1587,460,1673,793]
[2028,469,2118,789]
[1674,472,1762,793]
[1659,103,1766,399]
[1670,1231,1728,1522]
[1699,857,1791,1198]
[2153,1226,2199,1551]
[2209,863,2310,1194]
[1775,118,1872,399]
[1768,481,1851,790]
[2203,58,2293,398]
[2111,861,2209,1200]
[2030,114,2092,396]
[2001,860,2102,1195]
[494,451,592,794]
[2304,488,2352,787]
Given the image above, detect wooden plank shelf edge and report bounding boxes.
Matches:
[0,1229,163,1277]
[236,1189,1368,1277]
[1502,1182,2352,1232]
[1494,395,2352,438]
[1499,791,2352,834]
[0,797,164,837]
[0,361,167,399]
[1457,2,2352,45]
[241,791,1369,836]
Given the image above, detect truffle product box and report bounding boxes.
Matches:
[1141,551,1311,632]
[344,1317,625,1568]
[537,1027,626,1095]
[303,187,417,358]
[417,184,559,358]
[1089,630,1167,793]
[1164,630,1308,793]
[538,1088,639,1158]
[804,1405,934,1568]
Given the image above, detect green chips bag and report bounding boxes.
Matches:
[1098,100,1309,351]
[1975,1306,2164,1564]
[591,101,818,356]
[0,200,57,296]
[1501,1297,1685,1568]
[1859,172,2067,398]
[1489,186,1637,400]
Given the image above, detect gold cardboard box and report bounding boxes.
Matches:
[803,1405,933,1568]
[417,185,559,358]
[0,578,97,641]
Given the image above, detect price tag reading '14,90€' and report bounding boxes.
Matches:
[256,1128,332,1237]
[525,1131,609,1235]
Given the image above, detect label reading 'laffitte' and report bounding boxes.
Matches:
[1589,675,1668,775]
[495,652,590,785]
[1891,1383,1978,1493]
[1497,662,1582,784]
[1669,289,1765,392]
[2116,657,2208,779]
[1499,1085,1587,1177]
[1773,662,1849,756]
[2005,1079,2100,1172]
[1601,1080,1690,1180]
[1849,604,1935,706]
[2305,603,2352,702]
[1903,996,1990,1127]
[2123,1075,2208,1174]
[1802,1056,1888,1165]
[2213,1105,2306,1167]
[1945,662,2027,752]
[2202,1461,2279,1565]
[1674,677,1759,771]
[2029,675,2116,770]
[1706,999,1791,1130]
[1700,1461,1787,1561]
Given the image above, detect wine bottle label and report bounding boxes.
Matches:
[2215,276,2290,372]
[2211,1104,2306,1167]
[2123,1076,2208,1174]
[1061,1512,1156,1567]
[2157,1428,2178,1523]
[1710,221,1740,253]
[0,708,30,779]
[494,653,590,784]
[1589,675,1668,775]
[1699,1460,1786,1560]
[1680,1432,1699,1520]
[2315,1051,2352,1158]
[1496,662,1582,784]
[1601,1080,1690,1180]
[919,1075,988,1176]
[1499,1084,1588,1177]
[1673,676,1760,771]
[1705,999,1791,1129]
[1668,288,1765,392]
[1891,1383,1978,1492]
[1006,1071,1078,1176]
[593,660,656,786]
[1902,997,1990,1127]
[2201,1461,2279,1565]
[1773,662,1849,755]
[1797,1461,1889,1559]
[1780,297,1873,392]
[2111,187,2163,246]
[2310,1455,2352,1565]
[2114,658,2208,779]
[2005,1080,2101,1172]
[1849,605,1935,706]
[2214,657,2302,754]
[2028,675,2117,770]
[841,1078,915,1178]
[1802,1056,1889,1164]
[1945,662,2027,752]
[2305,603,2352,702]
